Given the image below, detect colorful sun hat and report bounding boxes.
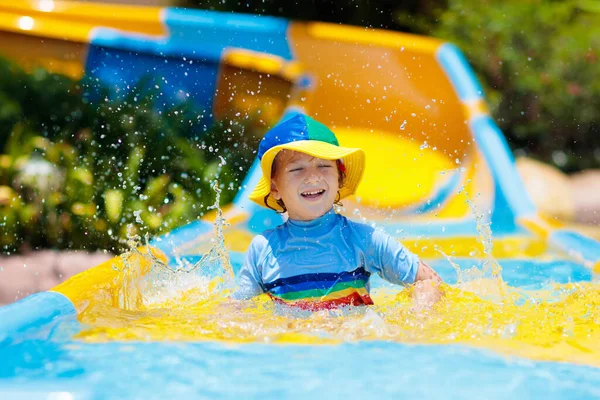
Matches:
[248,113,365,211]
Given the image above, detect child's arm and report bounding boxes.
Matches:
[230,236,266,300]
[414,260,442,283]
[232,263,264,300]
[367,228,443,307]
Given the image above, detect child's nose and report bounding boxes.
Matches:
[304,170,323,184]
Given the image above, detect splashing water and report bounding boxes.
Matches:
[77,279,600,367]
[75,185,600,368]
[109,181,234,311]
[429,190,507,300]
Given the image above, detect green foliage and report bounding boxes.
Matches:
[433,0,600,171]
[0,57,261,254]
[0,59,90,152]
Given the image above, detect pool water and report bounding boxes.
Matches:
[3,338,600,399]
[1,253,599,399]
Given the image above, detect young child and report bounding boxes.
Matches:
[234,113,442,310]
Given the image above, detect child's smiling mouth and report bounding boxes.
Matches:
[301,189,326,200]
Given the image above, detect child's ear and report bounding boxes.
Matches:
[270,180,281,200]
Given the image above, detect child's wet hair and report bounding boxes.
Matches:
[264,154,347,214]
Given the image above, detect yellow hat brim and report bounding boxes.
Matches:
[248,140,365,212]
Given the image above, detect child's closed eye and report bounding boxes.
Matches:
[288,167,303,172]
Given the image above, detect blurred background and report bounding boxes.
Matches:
[1,0,599,303]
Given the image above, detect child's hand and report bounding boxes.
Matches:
[410,279,443,311]
[410,260,443,311]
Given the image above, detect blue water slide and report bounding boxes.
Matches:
[85,9,293,129]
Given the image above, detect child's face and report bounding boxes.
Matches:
[271,150,340,221]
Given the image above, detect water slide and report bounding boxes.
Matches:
[2,2,600,394]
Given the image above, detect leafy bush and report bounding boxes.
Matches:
[432,0,600,172]
[0,57,261,255]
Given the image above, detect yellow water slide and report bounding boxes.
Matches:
[0,1,164,78]
[0,1,492,226]
[288,23,494,222]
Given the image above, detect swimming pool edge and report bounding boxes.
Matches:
[0,291,76,345]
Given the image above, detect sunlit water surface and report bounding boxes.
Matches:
[2,257,599,399]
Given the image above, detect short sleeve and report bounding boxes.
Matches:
[368,229,420,285]
[231,236,267,300]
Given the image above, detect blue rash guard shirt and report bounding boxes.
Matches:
[234,208,420,310]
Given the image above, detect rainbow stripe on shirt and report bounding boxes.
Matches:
[263,267,373,310]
